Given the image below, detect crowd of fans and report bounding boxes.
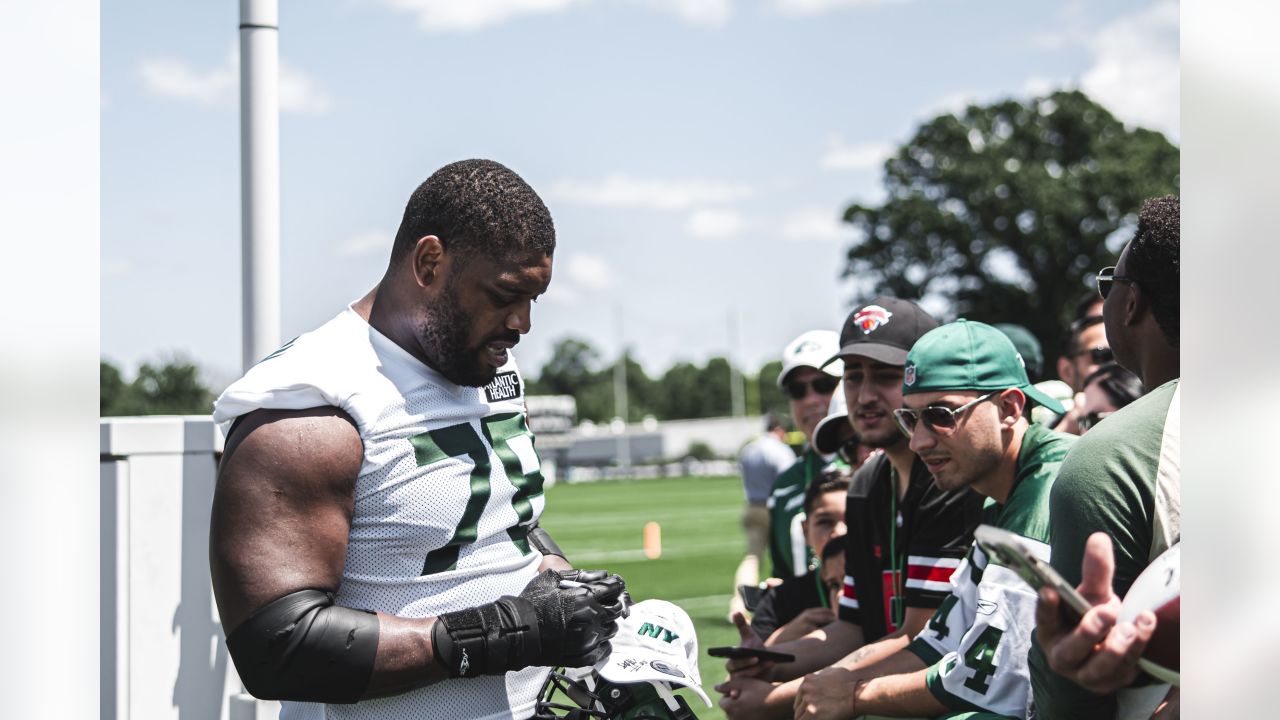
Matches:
[722,195,1179,720]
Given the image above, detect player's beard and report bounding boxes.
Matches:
[417,280,496,388]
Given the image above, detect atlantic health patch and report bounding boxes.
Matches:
[484,371,523,403]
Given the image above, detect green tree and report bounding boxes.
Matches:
[101,356,215,416]
[755,360,789,424]
[537,337,601,396]
[842,90,1179,352]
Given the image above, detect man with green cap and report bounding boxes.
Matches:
[793,319,1075,720]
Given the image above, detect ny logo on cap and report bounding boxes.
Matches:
[904,362,917,386]
[853,305,893,334]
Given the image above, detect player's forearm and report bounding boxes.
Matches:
[362,614,449,698]
[835,632,910,671]
[769,620,865,679]
[852,668,947,718]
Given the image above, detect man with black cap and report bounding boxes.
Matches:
[718,298,983,719]
[792,319,1075,720]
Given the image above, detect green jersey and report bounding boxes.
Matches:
[908,422,1075,719]
[766,448,844,578]
[1029,379,1180,720]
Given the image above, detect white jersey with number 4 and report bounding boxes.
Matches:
[213,305,550,720]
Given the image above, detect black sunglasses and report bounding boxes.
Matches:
[1096,266,1138,300]
[784,375,839,400]
[1071,346,1114,364]
[892,393,995,438]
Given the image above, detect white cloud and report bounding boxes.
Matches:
[820,135,892,171]
[279,64,334,114]
[1081,0,1180,138]
[336,230,393,257]
[546,174,752,210]
[779,207,849,242]
[773,0,908,15]
[138,48,332,114]
[103,259,133,277]
[139,56,234,106]
[643,0,732,28]
[374,0,581,32]
[563,254,618,292]
[686,208,746,239]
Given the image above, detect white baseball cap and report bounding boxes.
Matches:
[777,330,843,388]
[594,599,713,708]
[812,384,854,455]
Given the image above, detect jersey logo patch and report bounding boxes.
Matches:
[484,371,522,402]
[976,599,998,615]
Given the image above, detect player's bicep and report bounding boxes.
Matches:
[210,407,363,631]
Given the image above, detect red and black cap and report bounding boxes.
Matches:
[823,296,938,368]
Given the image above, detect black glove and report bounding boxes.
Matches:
[432,569,627,678]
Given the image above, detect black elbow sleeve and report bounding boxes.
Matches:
[226,589,380,704]
[528,523,565,560]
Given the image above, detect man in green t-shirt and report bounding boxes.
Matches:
[767,329,845,580]
[1031,196,1181,719]
[792,320,1074,720]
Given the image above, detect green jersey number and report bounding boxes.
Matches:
[961,626,1004,694]
[410,412,545,576]
[927,594,960,640]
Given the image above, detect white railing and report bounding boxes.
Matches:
[101,416,277,720]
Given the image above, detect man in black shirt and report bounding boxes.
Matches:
[718,298,983,719]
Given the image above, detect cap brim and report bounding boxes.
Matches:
[813,412,855,455]
[597,657,713,708]
[830,342,908,366]
[1021,384,1067,415]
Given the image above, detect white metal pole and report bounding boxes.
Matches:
[239,0,281,372]
[613,306,631,469]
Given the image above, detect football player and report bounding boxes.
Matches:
[210,160,626,720]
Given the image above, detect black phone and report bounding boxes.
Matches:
[707,646,796,663]
[737,584,764,613]
[973,524,1091,626]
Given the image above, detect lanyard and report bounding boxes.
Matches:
[888,466,904,629]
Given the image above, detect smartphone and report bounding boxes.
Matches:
[707,646,797,664]
[973,524,1093,624]
[737,584,764,613]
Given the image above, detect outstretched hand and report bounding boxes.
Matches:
[1035,533,1157,694]
[724,610,775,679]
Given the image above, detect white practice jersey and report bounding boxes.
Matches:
[213,306,550,720]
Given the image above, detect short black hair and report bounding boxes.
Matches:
[1062,315,1104,357]
[391,159,555,266]
[803,467,851,515]
[764,411,785,432]
[1124,196,1179,347]
[1074,289,1103,322]
[1082,362,1144,410]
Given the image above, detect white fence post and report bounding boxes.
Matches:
[100,416,278,720]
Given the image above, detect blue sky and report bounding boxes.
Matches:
[101,0,1179,390]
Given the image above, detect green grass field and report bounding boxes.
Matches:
[539,474,746,719]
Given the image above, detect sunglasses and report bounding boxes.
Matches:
[1077,410,1113,432]
[1096,266,1138,300]
[892,392,995,438]
[1071,346,1114,364]
[784,375,839,400]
